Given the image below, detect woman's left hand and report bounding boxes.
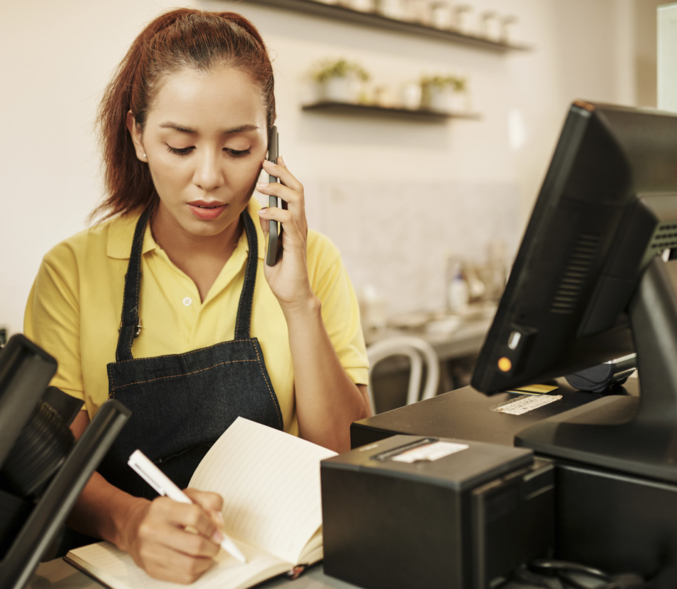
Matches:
[256,157,315,313]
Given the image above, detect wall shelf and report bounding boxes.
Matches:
[302,101,482,122]
[237,0,532,52]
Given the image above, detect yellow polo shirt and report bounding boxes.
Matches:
[24,198,369,437]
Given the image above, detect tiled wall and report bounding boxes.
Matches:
[303,181,521,315]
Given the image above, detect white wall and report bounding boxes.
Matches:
[658,2,677,111]
[1,0,651,335]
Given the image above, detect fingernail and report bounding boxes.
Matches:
[258,208,267,216]
[212,530,224,544]
[279,156,286,166]
[215,511,224,526]
[257,182,268,189]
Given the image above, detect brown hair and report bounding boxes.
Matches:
[93,8,275,221]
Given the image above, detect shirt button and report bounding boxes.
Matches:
[183,297,192,306]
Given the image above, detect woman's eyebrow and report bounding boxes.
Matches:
[158,122,259,135]
[222,124,259,135]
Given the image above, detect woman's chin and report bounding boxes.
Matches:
[183,214,238,239]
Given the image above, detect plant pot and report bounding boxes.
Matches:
[422,85,452,112]
[422,85,468,113]
[321,74,362,103]
[401,82,422,110]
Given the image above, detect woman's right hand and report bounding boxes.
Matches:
[119,489,226,584]
[68,412,226,584]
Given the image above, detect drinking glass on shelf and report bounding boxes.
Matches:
[501,15,519,44]
[402,0,431,24]
[350,0,376,11]
[480,11,501,42]
[377,0,405,20]
[452,4,473,35]
[430,2,452,29]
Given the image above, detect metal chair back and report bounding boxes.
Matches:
[366,336,440,414]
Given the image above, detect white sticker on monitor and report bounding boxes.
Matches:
[391,441,469,463]
[493,394,563,415]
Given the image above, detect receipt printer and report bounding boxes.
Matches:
[321,435,554,589]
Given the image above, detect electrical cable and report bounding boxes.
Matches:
[529,559,610,580]
[501,563,560,588]
[524,559,647,589]
[556,570,595,589]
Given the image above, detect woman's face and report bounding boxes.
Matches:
[128,64,269,240]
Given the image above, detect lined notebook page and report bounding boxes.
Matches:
[66,540,288,589]
[189,417,337,564]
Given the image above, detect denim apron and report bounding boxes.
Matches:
[98,207,283,499]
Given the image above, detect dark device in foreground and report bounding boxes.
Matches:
[471,101,677,586]
[0,335,130,589]
[321,435,554,589]
[472,100,677,481]
[265,126,281,267]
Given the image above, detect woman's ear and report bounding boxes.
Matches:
[126,111,147,162]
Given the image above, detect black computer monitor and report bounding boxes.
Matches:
[471,100,677,483]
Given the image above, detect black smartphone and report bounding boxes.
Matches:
[265,126,281,266]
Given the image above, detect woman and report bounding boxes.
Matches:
[24,8,370,584]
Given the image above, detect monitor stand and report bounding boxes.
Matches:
[516,255,677,484]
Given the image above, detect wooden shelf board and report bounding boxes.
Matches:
[302,101,482,121]
[221,0,532,52]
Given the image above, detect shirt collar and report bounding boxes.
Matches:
[106,212,157,260]
[106,198,266,261]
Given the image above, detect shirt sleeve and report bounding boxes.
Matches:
[23,243,85,401]
[308,232,369,386]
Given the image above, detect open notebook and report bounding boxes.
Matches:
[64,417,337,589]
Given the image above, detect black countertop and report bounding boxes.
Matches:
[351,377,639,449]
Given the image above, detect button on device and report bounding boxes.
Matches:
[498,357,512,372]
[183,297,192,306]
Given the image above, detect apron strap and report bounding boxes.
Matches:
[115,207,152,362]
[115,207,258,360]
[234,210,259,340]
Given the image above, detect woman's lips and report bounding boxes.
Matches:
[188,202,227,220]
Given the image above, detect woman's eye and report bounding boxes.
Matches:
[166,145,194,156]
[225,148,251,158]
[164,145,250,158]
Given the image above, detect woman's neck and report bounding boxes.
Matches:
[150,206,243,302]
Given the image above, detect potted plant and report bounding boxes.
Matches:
[311,58,371,104]
[420,74,468,112]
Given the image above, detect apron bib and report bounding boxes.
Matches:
[99,208,283,499]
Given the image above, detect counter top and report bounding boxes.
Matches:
[28,551,604,588]
[364,304,496,363]
[26,559,354,589]
[351,377,640,449]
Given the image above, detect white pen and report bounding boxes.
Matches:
[127,449,247,563]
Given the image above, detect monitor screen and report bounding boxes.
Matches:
[471,101,677,482]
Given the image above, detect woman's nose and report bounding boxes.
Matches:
[193,150,224,192]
